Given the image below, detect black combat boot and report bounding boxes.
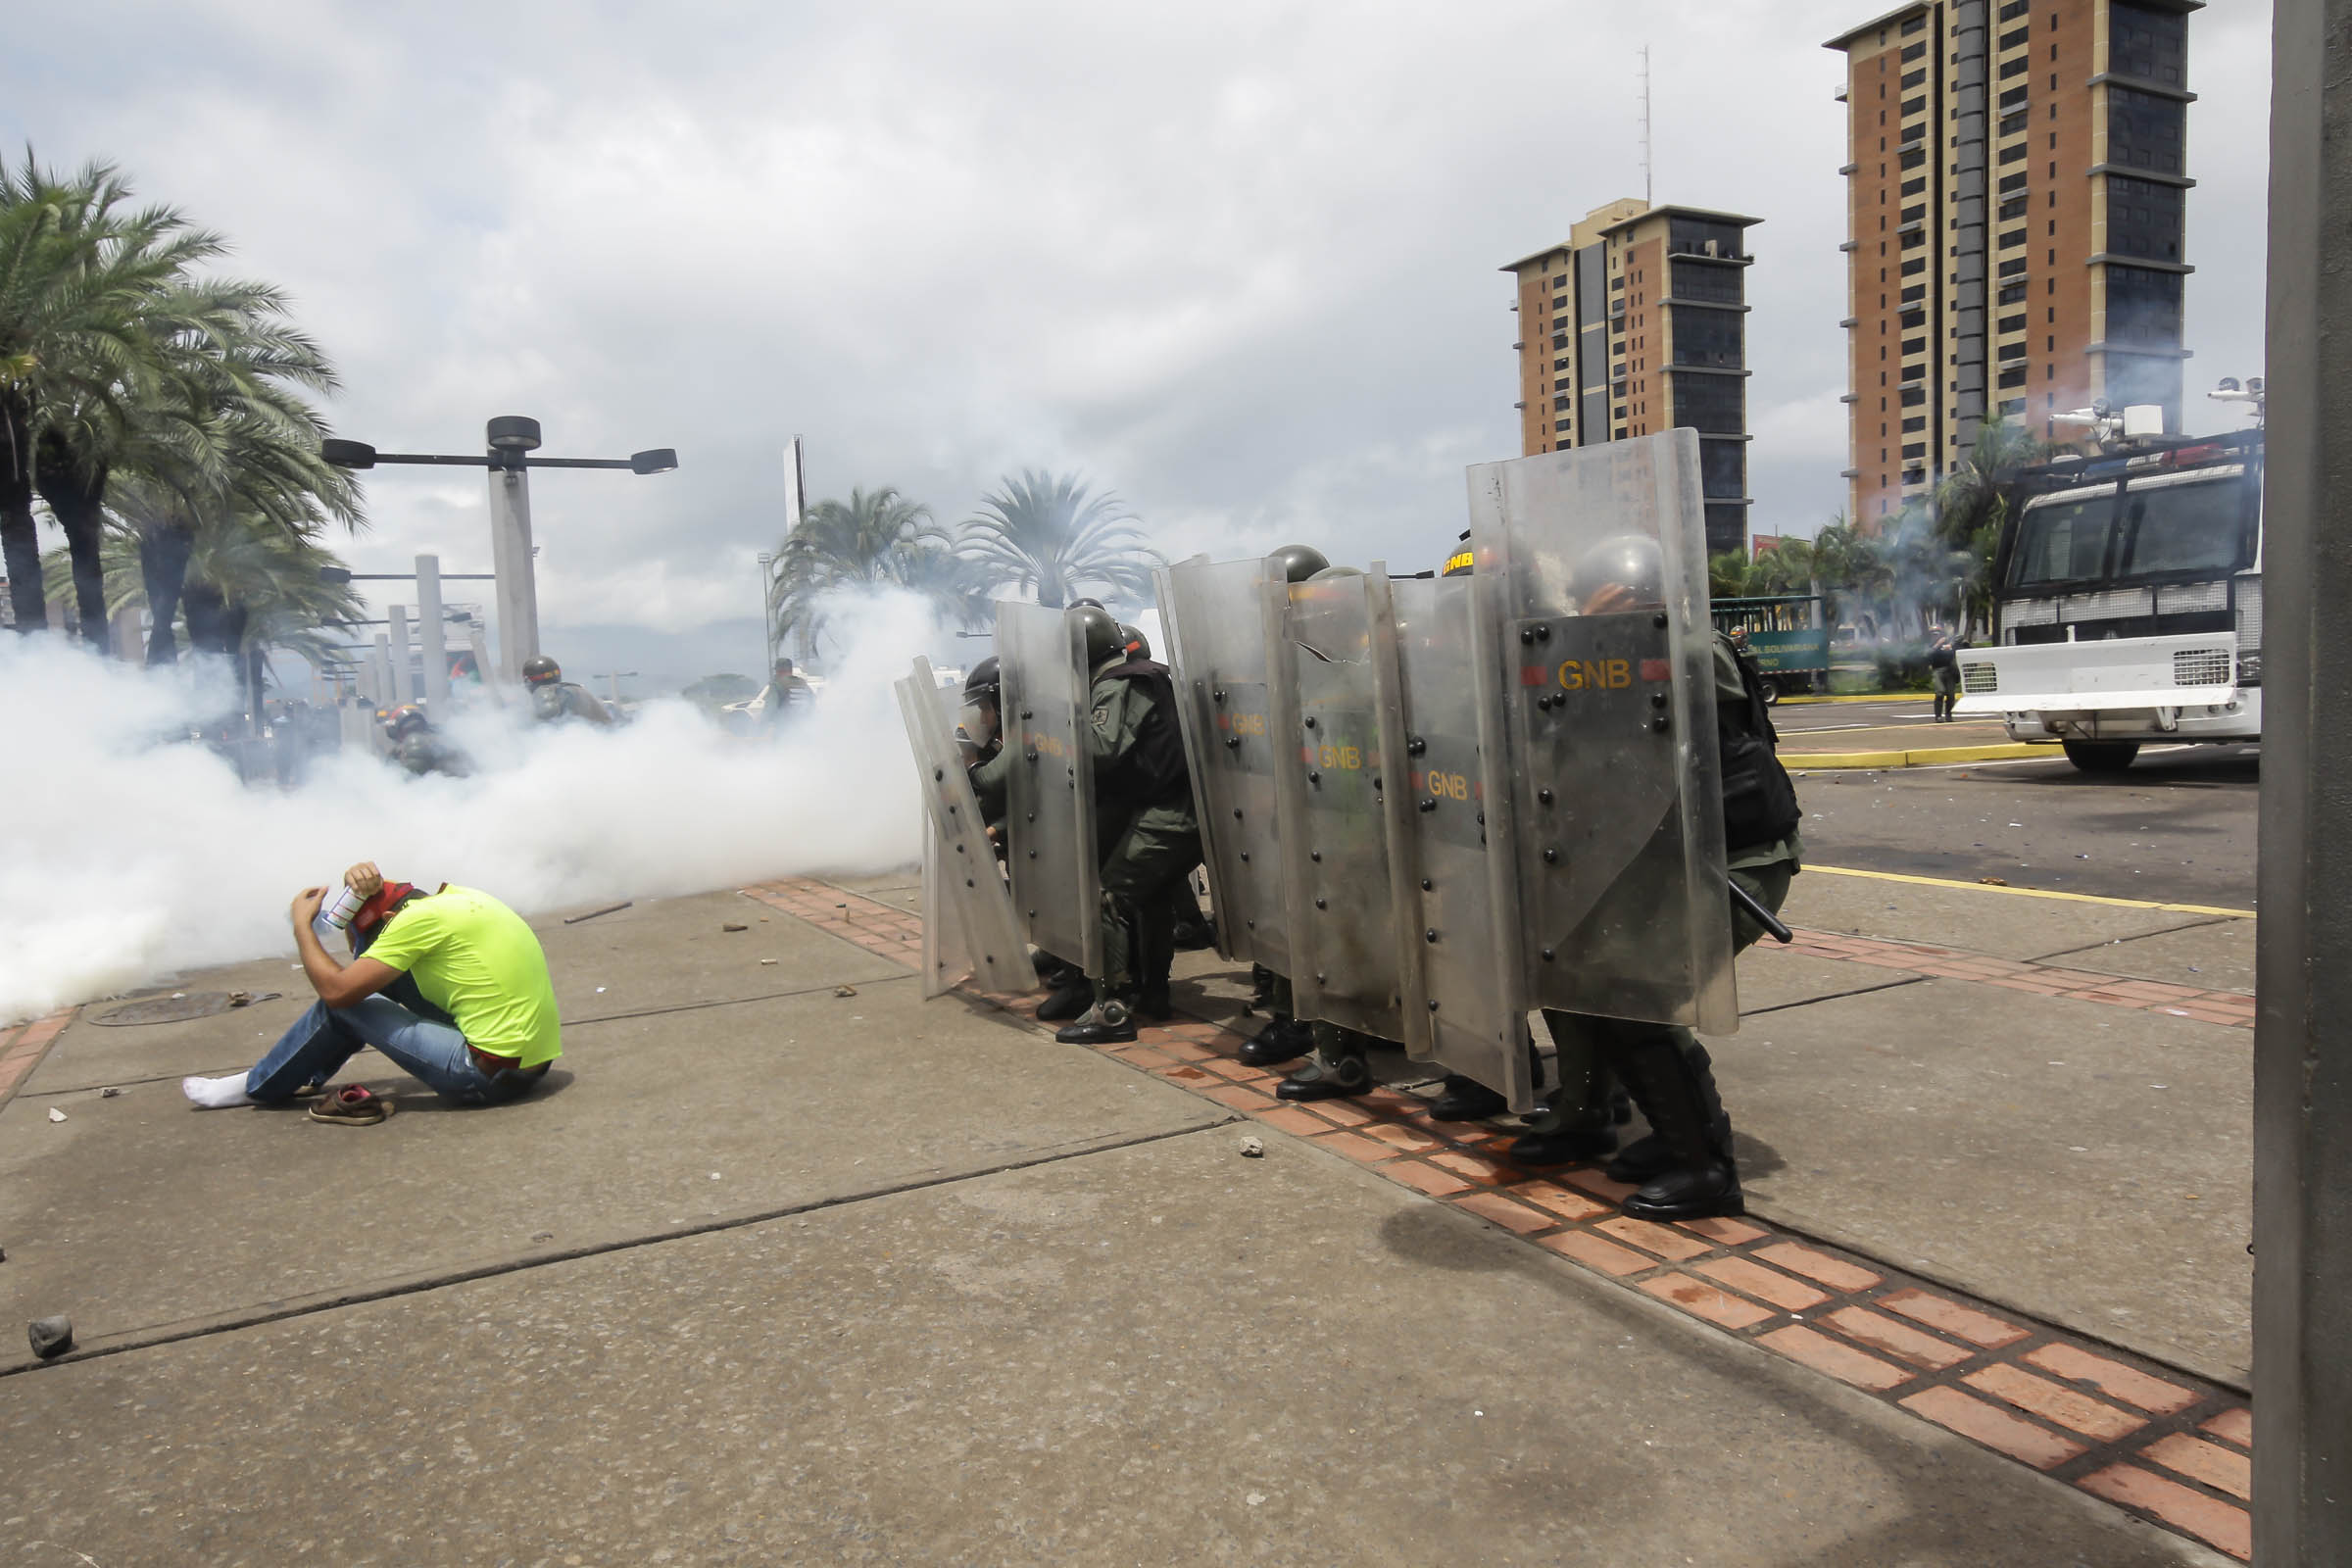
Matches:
[1054,996,1138,1046]
[1505,1117,1619,1168]
[1429,1074,1507,1122]
[1035,976,1095,1021]
[1274,1048,1371,1102]
[1238,1014,1313,1067]
[1611,1039,1742,1221]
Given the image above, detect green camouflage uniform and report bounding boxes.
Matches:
[1084,662,1200,1003]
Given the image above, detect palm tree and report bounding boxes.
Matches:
[0,154,201,635]
[766,486,980,660]
[1933,416,2056,548]
[956,469,1158,609]
[1707,550,1755,602]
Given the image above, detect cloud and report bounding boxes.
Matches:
[2,0,2274,670]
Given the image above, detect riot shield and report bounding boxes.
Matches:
[1465,431,1739,1036]
[997,602,1104,977]
[1154,556,1294,976]
[1367,573,1537,1108]
[893,659,1032,999]
[1272,571,1410,1043]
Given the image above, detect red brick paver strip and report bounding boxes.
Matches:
[1675,1215,1768,1246]
[1642,1273,1774,1330]
[1538,1229,1651,1277]
[2201,1407,2253,1447]
[2078,1464,2251,1560]
[1428,1150,1515,1185]
[1253,1106,1335,1138]
[1693,1255,1832,1312]
[1556,1167,1639,1202]
[1760,1325,1913,1392]
[1306,1101,1373,1127]
[2138,1432,2252,1500]
[1878,1288,2030,1348]
[2021,1343,2197,1415]
[1820,1306,1973,1370]
[1754,1242,1882,1293]
[1449,1191,1556,1236]
[1900,1386,2087,1470]
[1386,1161,1474,1199]
[1515,1182,1613,1223]
[1359,1122,1443,1154]
[1594,1215,1712,1261]
[1963,1363,2146,1442]
[1308,1130,1396,1164]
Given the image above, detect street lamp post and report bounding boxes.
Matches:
[758,552,775,671]
[322,417,676,686]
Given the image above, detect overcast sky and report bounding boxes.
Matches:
[5,0,2275,683]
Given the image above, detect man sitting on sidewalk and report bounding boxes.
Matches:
[182,863,563,1113]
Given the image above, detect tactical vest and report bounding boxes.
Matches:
[1096,659,1191,807]
[1719,634,1802,854]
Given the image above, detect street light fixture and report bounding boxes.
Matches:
[321,416,678,683]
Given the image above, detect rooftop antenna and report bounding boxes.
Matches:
[1639,43,1653,207]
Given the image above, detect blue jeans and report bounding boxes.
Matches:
[249,978,541,1106]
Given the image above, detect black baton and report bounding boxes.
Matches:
[1730,877,1793,944]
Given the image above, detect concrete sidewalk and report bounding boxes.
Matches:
[0,874,2249,1563]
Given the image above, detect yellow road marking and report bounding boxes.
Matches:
[1805,863,2255,919]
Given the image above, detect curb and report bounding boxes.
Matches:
[1779,691,1936,706]
[1788,742,2054,769]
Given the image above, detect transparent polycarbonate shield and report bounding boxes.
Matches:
[1465,431,1738,1035]
[1368,574,1534,1107]
[997,602,1103,976]
[894,660,1032,999]
[1154,556,1293,975]
[1272,573,1408,1042]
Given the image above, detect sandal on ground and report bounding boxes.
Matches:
[309,1085,395,1126]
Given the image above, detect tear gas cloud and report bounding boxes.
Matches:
[0,588,941,1024]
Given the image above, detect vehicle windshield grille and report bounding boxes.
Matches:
[2173,648,2231,687]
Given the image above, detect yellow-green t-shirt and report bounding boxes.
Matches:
[365,886,563,1066]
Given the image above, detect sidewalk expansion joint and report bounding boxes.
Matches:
[0,1116,1236,1383]
[774,872,2260,1563]
[1740,976,1930,1018]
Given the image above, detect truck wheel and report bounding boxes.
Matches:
[1759,679,1781,707]
[2062,741,2140,774]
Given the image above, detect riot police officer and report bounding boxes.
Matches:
[1227,543,1330,1069]
[522,656,616,726]
[1503,534,1802,1222]
[965,656,1093,1016]
[381,704,472,778]
[1055,605,1201,1045]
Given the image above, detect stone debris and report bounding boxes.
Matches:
[46,1108,65,1123]
[759,958,778,966]
[834,985,858,998]
[98,1087,121,1099]
[26,1315,72,1359]
[1238,1136,1265,1158]
[721,922,749,933]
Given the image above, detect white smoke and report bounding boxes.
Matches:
[0,587,938,1023]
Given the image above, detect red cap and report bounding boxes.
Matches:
[351,881,417,932]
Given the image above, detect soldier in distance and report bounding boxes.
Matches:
[763,657,816,730]
[522,655,616,726]
[1120,620,1214,954]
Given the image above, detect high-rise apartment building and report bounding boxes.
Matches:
[1828,1,2197,526]
[1504,199,1761,556]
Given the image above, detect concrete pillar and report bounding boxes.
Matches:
[370,634,393,715]
[487,467,541,685]
[416,554,450,710]
[387,606,413,706]
[2253,0,2352,1558]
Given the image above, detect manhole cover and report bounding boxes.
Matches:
[90,991,278,1026]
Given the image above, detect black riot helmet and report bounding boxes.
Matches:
[962,656,1001,706]
[521,654,562,686]
[381,704,429,740]
[1117,622,1152,661]
[1306,564,1363,581]
[1073,604,1124,668]
[1565,533,1666,612]
[1070,597,1106,612]
[1268,544,1330,583]
[1442,527,1474,578]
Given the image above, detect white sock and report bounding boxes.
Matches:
[181,1074,253,1109]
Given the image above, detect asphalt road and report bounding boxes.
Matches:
[1779,698,2260,909]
